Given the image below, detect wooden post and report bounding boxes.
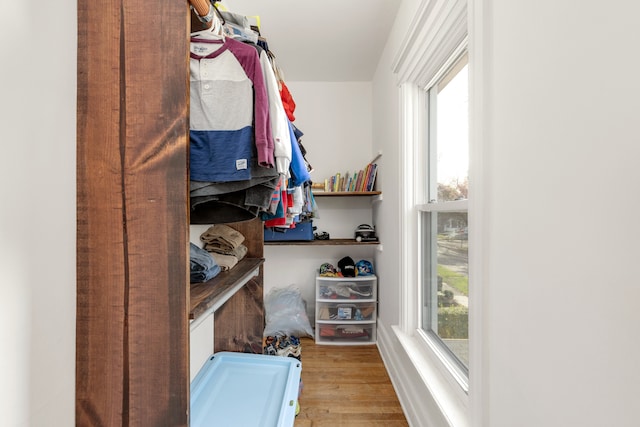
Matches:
[76,0,190,425]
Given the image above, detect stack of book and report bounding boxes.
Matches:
[321,163,378,193]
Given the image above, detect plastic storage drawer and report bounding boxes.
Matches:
[316,301,376,321]
[316,277,376,301]
[316,323,376,344]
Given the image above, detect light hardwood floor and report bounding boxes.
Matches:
[294,337,408,426]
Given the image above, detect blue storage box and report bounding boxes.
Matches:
[190,352,302,427]
[264,221,314,242]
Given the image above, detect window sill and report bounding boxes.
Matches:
[392,325,469,427]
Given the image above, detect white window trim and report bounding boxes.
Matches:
[398,82,424,335]
[394,0,484,426]
[392,0,468,88]
[418,199,469,213]
[467,0,488,424]
[397,80,470,422]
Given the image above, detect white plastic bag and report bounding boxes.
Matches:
[264,285,314,338]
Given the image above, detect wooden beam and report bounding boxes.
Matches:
[76,1,190,425]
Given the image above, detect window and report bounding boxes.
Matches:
[392,0,471,420]
[420,52,469,382]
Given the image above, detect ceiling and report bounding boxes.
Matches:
[220,0,401,82]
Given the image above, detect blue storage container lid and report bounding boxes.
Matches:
[190,352,302,427]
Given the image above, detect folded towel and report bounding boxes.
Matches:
[204,243,248,261]
[200,224,245,253]
[210,252,238,271]
[233,244,248,261]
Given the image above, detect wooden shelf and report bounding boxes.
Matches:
[313,191,381,197]
[265,239,379,246]
[189,257,264,321]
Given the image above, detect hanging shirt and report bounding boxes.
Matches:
[260,50,292,176]
[280,81,296,122]
[190,36,274,182]
[287,120,311,186]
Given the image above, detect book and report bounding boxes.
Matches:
[360,164,372,191]
[354,170,364,192]
[366,163,378,191]
[319,165,379,193]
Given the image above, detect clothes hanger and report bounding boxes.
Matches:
[189,0,211,21]
[190,1,226,40]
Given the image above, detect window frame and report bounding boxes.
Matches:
[420,48,470,389]
[392,0,477,423]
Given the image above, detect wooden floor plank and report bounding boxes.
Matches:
[295,337,408,426]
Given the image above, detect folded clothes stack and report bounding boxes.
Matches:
[190,243,221,283]
[200,224,249,271]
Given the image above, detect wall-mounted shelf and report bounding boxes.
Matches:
[313,191,381,197]
[265,191,383,246]
[189,258,264,322]
[265,239,379,246]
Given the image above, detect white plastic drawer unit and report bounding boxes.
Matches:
[190,352,302,427]
[315,275,377,345]
[316,276,377,302]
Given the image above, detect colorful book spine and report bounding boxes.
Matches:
[366,163,378,191]
[321,165,379,192]
[355,170,364,192]
[360,164,371,191]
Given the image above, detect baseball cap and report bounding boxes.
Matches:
[355,259,374,276]
[338,256,356,277]
[319,262,338,277]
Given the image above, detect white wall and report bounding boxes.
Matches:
[371,0,420,331]
[476,1,640,426]
[286,81,374,181]
[372,0,640,426]
[0,1,77,426]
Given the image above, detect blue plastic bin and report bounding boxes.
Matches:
[264,221,314,242]
[190,352,302,427]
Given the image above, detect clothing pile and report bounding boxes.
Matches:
[189,7,315,226]
[189,242,221,283]
[263,335,302,361]
[263,334,304,416]
[199,224,248,271]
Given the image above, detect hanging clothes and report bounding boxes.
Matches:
[280,81,296,122]
[287,119,311,186]
[187,7,314,225]
[189,35,274,182]
[189,30,279,224]
[260,50,292,177]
